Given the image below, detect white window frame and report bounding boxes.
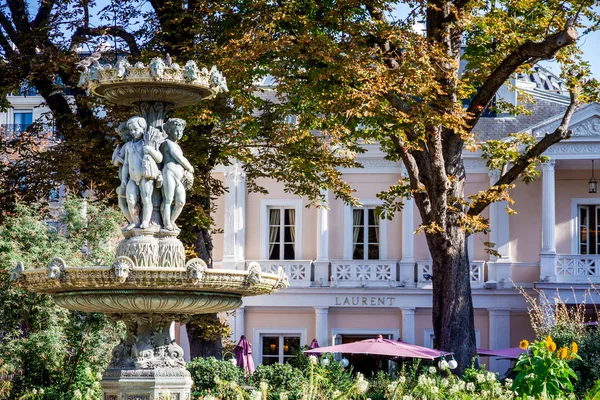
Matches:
[344,200,388,260]
[253,328,307,365]
[570,198,600,254]
[423,328,480,349]
[260,199,303,259]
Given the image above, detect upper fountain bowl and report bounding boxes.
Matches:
[78,56,228,108]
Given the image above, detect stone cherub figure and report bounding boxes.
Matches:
[112,122,133,224]
[122,116,164,230]
[160,118,194,231]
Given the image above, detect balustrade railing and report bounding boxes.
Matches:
[556,255,600,281]
[417,260,486,288]
[247,260,312,287]
[330,260,398,287]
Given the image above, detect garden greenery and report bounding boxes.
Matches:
[0,196,123,400]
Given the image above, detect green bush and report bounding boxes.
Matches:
[187,357,244,398]
[250,363,306,400]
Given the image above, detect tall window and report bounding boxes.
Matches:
[352,208,379,260]
[261,335,300,365]
[13,111,33,132]
[578,205,600,255]
[268,207,296,260]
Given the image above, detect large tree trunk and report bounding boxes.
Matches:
[429,223,477,375]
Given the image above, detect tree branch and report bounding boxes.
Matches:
[467,91,579,217]
[70,26,140,56]
[0,10,19,45]
[0,29,14,56]
[466,23,578,129]
[6,0,30,34]
[32,0,57,28]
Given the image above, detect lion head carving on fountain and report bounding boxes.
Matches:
[112,256,135,284]
[186,258,207,285]
[48,257,66,280]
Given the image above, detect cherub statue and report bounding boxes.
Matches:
[112,122,133,223]
[116,56,129,79]
[122,116,164,230]
[183,60,200,82]
[150,57,166,80]
[160,118,194,231]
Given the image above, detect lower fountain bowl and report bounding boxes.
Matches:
[52,289,242,314]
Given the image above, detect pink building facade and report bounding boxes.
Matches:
[201,81,600,374]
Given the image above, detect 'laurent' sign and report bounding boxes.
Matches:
[334,296,396,306]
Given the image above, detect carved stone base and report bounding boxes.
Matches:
[101,367,192,400]
[117,230,184,268]
[102,314,192,400]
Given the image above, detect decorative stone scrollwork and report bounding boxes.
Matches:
[246,262,262,286]
[112,256,135,283]
[48,257,66,280]
[185,258,207,285]
[10,261,25,282]
[272,266,290,291]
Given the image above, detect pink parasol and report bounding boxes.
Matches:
[305,337,451,360]
[477,347,528,360]
[234,335,255,375]
[308,339,321,357]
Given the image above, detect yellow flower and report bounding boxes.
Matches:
[547,341,557,352]
[519,340,529,350]
[571,342,578,355]
[545,335,553,346]
[558,347,568,359]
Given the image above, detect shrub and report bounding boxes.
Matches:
[250,362,306,400]
[187,357,244,398]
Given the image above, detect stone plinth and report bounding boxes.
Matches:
[116,230,185,268]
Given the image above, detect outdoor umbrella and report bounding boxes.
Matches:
[234,335,255,375]
[305,336,451,360]
[308,339,321,357]
[477,347,528,360]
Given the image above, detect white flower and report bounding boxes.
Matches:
[428,366,436,374]
[504,378,513,388]
[487,371,497,382]
[32,388,38,395]
[308,355,318,364]
[458,380,466,390]
[441,378,449,388]
[449,384,460,395]
[250,390,262,400]
[466,382,475,392]
[481,390,489,397]
[402,396,413,400]
[73,389,82,399]
[279,393,288,400]
[439,360,449,370]
[476,373,485,383]
[418,374,427,385]
[355,373,369,394]
[387,382,399,393]
[431,386,439,394]
[259,381,269,392]
[332,390,341,397]
[398,376,406,384]
[39,388,44,395]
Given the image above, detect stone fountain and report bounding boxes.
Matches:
[10,55,288,400]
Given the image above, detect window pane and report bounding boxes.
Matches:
[368,244,379,260]
[353,209,364,226]
[269,226,280,242]
[284,337,300,356]
[284,243,295,260]
[262,356,279,366]
[284,226,293,242]
[368,227,379,245]
[284,209,295,225]
[269,243,280,260]
[368,208,379,225]
[353,245,364,260]
[263,337,279,356]
[353,227,364,242]
[581,207,588,255]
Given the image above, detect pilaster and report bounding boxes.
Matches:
[314,306,329,347]
[400,167,416,287]
[488,308,511,374]
[314,190,330,286]
[400,307,416,344]
[541,160,557,282]
[487,170,511,285]
[223,162,246,269]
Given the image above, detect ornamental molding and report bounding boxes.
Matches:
[544,142,600,155]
